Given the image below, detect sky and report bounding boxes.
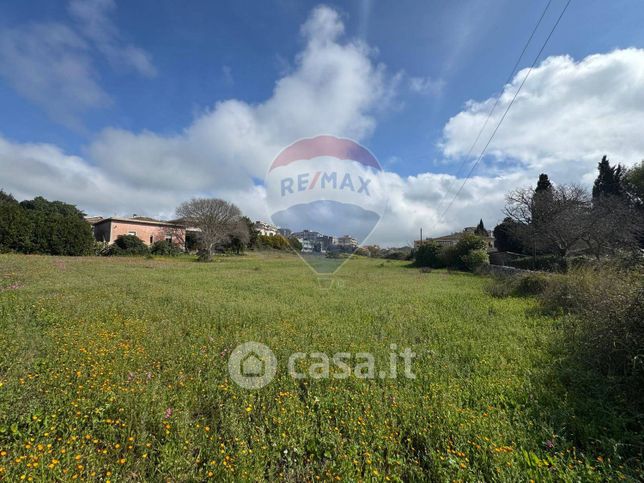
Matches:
[1,0,644,246]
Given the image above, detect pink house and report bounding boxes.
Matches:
[91,217,186,249]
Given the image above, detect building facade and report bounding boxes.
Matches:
[91,217,186,248]
[255,221,278,236]
[414,228,495,250]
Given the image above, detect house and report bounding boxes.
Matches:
[414,227,495,250]
[255,220,278,236]
[293,230,336,253]
[90,217,186,248]
[336,235,358,248]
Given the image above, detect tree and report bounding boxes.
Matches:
[241,216,259,248]
[474,219,488,237]
[0,193,31,253]
[0,193,94,256]
[505,184,591,257]
[176,198,244,261]
[493,217,525,253]
[585,157,644,256]
[624,160,644,205]
[227,219,251,254]
[288,237,303,251]
[581,195,642,258]
[535,173,552,193]
[592,155,624,199]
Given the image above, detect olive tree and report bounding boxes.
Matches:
[176,198,244,261]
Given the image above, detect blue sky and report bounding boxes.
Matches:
[1,1,644,245]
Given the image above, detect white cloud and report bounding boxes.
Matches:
[0,6,393,222]
[441,48,644,184]
[68,0,157,77]
[0,23,109,130]
[87,5,391,191]
[0,0,156,128]
[408,76,445,96]
[3,7,644,247]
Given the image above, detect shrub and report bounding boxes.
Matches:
[110,235,149,256]
[486,272,551,298]
[509,254,567,272]
[257,234,290,250]
[436,234,488,272]
[150,240,181,256]
[455,232,488,254]
[383,250,409,260]
[541,267,644,380]
[197,248,212,262]
[413,242,444,268]
[461,248,489,272]
[494,266,644,382]
[288,237,302,251]
[514,273,550,296]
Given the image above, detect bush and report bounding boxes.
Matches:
[460,248,489,272]
[509,254,567,272]
[486,272,551,298]
[150,240,181,256]
[383,250,410,260]
[105,235,149,256]
[288,237,302,251]
[541,267,644,380]
[413,242,445,268]
[491,266,644,382]
[257,234,290,250]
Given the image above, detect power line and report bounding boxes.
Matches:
[439,0,572,221]
[445,0,553,187]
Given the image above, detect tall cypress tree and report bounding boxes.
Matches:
[535,173,552,193]
[474,218,487,236]
[592,155,624,199]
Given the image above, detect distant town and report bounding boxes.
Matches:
[254,220,358,254]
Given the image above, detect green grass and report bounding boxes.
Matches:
[0,253,640,481]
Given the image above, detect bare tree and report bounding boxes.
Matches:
[581,194,644,259]
[505,184,591,257]
[176,198,243,260]
[505,182,643,260]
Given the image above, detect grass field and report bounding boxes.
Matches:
[0,253,640,481]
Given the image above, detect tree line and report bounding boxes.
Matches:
[494,157,644,267]
[0,191,94,256]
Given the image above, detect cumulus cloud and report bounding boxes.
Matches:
[87,5,391,192]
[0,134,266,221]
[0,6,392,219]
[441,48,644,184]
[2,6,644,246]
[0,0,155,128]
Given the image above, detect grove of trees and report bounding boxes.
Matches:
[497,157,644,266]
[0,191,94,256]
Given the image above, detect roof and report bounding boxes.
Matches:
[91,217,185,228]
[432,232,463,241]
[84,216,104,224]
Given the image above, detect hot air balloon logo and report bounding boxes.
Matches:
[265,135,387,275]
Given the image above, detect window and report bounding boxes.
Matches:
[128,231,137,236]
[165,234,172,243]
[150,236,154,244]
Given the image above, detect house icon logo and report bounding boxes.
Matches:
[228,342,277,389]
